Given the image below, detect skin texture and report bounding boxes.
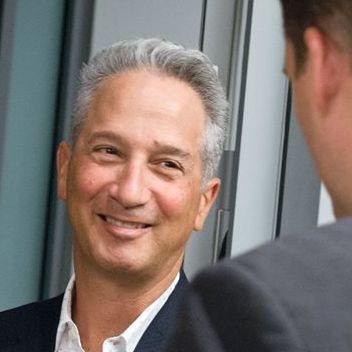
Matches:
[56,69,220,350]
[284,28,352,218]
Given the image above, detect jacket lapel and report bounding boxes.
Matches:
[134,271,188,352]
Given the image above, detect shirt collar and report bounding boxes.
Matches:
[55,273,180,352]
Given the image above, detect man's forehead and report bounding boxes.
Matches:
[90,70,204,116]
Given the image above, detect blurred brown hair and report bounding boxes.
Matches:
[280,0,352,73]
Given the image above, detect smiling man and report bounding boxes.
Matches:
[165,1,352,351]
[0,39,228,352]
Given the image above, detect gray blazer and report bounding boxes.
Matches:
[166,219,352,352]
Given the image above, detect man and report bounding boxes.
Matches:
[166,1,352,351]
[0,39,228,351]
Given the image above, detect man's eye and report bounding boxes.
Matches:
[102,147,117,154]
[161,160,181,170]
[95,146,117,154]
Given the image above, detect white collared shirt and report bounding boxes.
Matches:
[55,273,180,352]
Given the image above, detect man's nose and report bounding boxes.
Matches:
[111,162,151,208]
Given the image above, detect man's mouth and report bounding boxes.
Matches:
[100,215,150,229]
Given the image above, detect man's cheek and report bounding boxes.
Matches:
[73,167,110,195]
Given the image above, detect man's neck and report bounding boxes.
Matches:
[72,261,181,352]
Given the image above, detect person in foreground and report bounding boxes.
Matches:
[0,38,228,351]
[165,0,352,351]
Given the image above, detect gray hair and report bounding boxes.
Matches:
[72,38,228,183]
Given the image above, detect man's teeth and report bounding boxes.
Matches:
[105,216,146,229]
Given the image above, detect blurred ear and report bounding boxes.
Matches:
[56,142,71,201]
[193,178,220,231]
[304,27,347,115]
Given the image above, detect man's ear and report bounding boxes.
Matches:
[56,142,71,201]
[193,178,221,231]
[304,27,346,114]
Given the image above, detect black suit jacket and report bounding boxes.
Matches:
[0,271,187,352]
[166,219,352,352]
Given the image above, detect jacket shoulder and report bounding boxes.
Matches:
[0,294,63,345]
[189,219,352,351]
[234,218,352,276]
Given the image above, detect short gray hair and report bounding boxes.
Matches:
[72,38,228,183]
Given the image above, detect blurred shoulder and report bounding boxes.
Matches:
[190,218,352,297]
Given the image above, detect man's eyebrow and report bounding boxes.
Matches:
[153,143,192,160]
[88,131,123,144]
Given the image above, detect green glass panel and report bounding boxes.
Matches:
[0,0,65,311]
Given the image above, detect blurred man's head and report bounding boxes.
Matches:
[281,0,352,75]
[280,0,352,218]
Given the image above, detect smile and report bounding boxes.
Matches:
[101,215,150,229]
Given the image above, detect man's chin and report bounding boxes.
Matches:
[95,253,152,279]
